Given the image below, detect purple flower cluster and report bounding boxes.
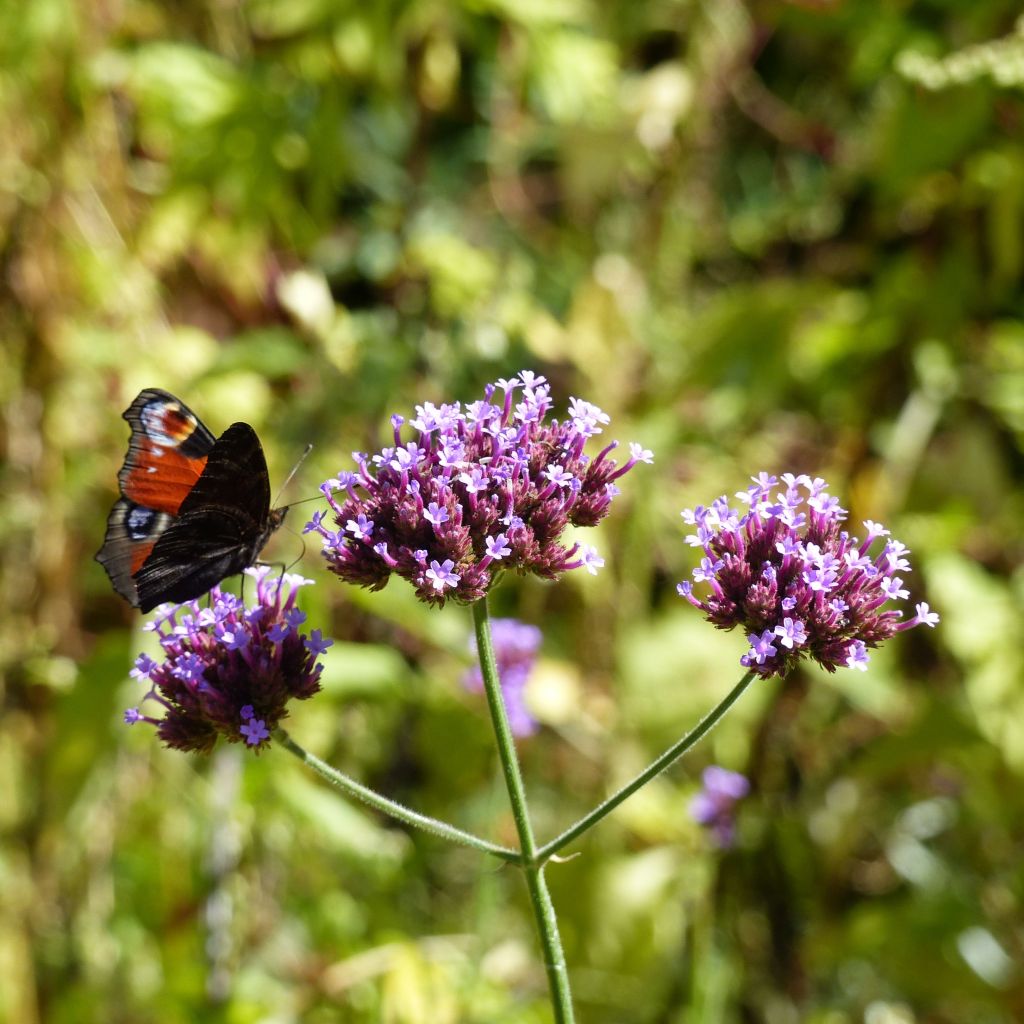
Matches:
[689,766,749,849]
[306,372,652,605]
[464,618,543,737]
[124,568,332,753]
[678,473,939,678]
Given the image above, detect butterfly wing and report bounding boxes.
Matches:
[132,508,262,612]
[132,423,280,612]
[118,388,216,513]
[96,500,175,606]
[96,390,217,606]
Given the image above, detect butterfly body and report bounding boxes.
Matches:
[96,389,287,612]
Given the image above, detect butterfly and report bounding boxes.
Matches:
[96,388,288,612]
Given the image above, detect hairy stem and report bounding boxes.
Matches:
[472,598,575,1023]
[274,728,520,864]
[537,671,757,862]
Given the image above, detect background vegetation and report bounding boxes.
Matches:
[2,0,1023,1021]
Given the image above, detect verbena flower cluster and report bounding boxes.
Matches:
[690,766,749,849]
[464,618,542,737]
[678,473,939,678]
[306,371,652,605]
[124,568,332,753]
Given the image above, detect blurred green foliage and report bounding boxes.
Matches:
[2,0,1023,1021]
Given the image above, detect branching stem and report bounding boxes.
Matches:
[274,728,520,864]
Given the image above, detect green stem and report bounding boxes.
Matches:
[273,728,520,864]
[537,670,756,863]
[472,598,575,1024]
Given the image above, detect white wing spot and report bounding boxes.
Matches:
[141,400,194,447]
[126,505,156,539]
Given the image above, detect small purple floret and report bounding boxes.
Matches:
[579,546,605,576]
[485,533,512,560]
[304,629,334,657]
[424,502,450,527]
[217,626,249,652]
[844,640,870,671]
[425,559,460,592]
[240,716,271,746]
[130,653,157,681]
[629,443,654,464]
[346,514,374,541]
[690,766,749,849]
[267,621,290,642]
[774,617,807,650]
[744,630,778,666]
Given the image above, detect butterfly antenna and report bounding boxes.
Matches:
[278,519,311,570]
[285,534,308,574]
[275,443,313,507]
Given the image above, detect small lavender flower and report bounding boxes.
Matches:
[426,559,461,592]
[307,372,651,605]
[690,766,749,848]
[486,533,512,560]
[464,618,542,737]
[124,569,330,753]
[424,502,450,527]
[678,473,939,678]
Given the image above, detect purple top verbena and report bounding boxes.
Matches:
[678,473,939,678]
[464,618,543,737]
[123,568,331,753]
[689,766,749,849]
[307,372,652,605]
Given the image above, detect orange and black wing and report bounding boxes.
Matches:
[118,388,216,513]
[96,389,216,607]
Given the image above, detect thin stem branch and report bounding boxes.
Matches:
[273,728,520,864]
[537,671,757,862]
[472,599,575,1024]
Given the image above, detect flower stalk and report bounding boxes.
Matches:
[472,598,575,1023]
[536,670,757,863]
[273,728,521,864]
